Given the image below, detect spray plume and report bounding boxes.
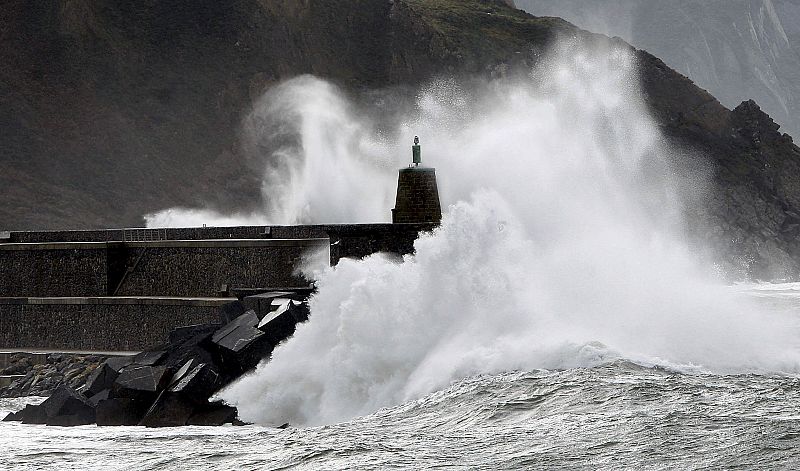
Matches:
[204,41,800,426]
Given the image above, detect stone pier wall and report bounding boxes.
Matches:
[0,224,435,352]
[0,297,233,351]
[110,239,328,297]
[0,243,108,297]
[0,239,328,298]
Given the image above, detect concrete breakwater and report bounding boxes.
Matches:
[0,223,431,408]
[3,290,312,426]
[0,297,234,351]
[0,224,432,352]
[0,238,327,298]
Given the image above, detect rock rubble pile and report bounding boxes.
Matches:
[3,290,309,427]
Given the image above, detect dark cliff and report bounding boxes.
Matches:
[516,0,800,140]
[2,0,800,277]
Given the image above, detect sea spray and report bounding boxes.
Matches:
[145,77,399,227]
[144,208,269,228]
[218,41,800,426]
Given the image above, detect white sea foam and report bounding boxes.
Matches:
[216,41,800,426]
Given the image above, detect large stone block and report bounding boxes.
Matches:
[139,392,196,427]
[87,388,110,406]
[168,323,218,345]
[186,402,238,426]
[113,365,169,400]
[257,299,309,345]
[10,385,98,425]
[42,385,95,423]
[47,414,94,426]
[242,292,298,316]
[211,310,259,343]
[96,398,149,426]
[159,327,216,371]
[133,350,166,366]
[105,356,135,373]
[214,325,265,353]
[168,362,221,399]
[3,404,46,423]
[83,363,119,397]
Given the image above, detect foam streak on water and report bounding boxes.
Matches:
[4,363,800,469]
[215,41,800,427]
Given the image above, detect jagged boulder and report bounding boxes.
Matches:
[168,362,221,399]
[87,388,110,406]
[96,398,149,426]
[186,402,239,426]
[210,310,274,374]
[6,385,96,425]
[139,391,197,427]
[257,298,309,345]
[42,385,95,425]
[3,404,45,423]
[113,365,169,402]
[169,323,219,345]
[132,350,167,366]
[104,356,135,373]
[242,291,299,315]
[82,363,119,397]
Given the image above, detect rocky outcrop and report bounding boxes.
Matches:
[692,100,800,279]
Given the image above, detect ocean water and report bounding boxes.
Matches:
[3,302,800,470]
[2,283,799,470]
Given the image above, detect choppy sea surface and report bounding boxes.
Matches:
[2,283,800,470]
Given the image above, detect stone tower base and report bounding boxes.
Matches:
[392,167,442,224]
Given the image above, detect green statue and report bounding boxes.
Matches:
[412,136,421,165]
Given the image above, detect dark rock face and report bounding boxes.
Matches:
[114,365,170,399]
[3,404,46,423]
[168,362,221,398]
[2,289,311,427]
[139,392,197,428]
[516,0,800,140]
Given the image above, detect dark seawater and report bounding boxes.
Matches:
[2,362,800,470]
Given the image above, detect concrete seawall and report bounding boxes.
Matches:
[0,223,435,352]
[0,238,328,298]
[0,297,234,351]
